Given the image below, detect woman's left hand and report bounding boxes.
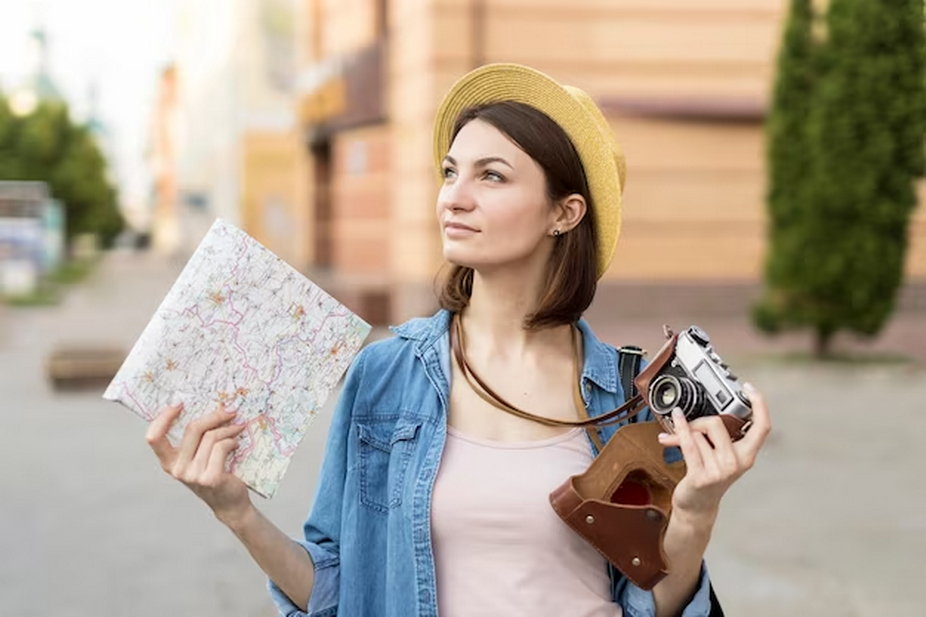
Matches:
[657,382,771,517]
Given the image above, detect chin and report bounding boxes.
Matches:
[443,247,483,270]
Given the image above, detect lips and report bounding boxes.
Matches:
[443,222,479,232]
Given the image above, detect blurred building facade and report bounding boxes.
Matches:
[289,0,926,324]
[159,0,926,324]
[167,0,309,267]
[148,66,180,254]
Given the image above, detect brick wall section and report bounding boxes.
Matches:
[330,125,392,275]
[295,0,926,323]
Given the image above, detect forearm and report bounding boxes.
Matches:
[652,507,716,617]
[221,504,316,612]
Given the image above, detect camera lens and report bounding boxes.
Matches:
[649,375,703,417]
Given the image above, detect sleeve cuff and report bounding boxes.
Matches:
[620,561,713,617]
[267,540,340,617]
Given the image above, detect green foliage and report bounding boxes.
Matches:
[755,0,925,357]
[47,256,98,285]
[3,284,61,307]
[0,94,124,248]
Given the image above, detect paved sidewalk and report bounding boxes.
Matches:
[1,251,923,616]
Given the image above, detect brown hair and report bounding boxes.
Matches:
[437,101,599,329]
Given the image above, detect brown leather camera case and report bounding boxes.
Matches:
[550,334,686,590]
[549,420,686,590]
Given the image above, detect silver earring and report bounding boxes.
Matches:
[553,229,561,237]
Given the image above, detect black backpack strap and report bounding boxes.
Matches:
[709,583,725,616]
[617,345,645,422]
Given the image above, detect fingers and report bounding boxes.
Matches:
[736,383,772,466]
[205,433,244,482]
[692,415,739,474]
[668,408,704,474]
[175,404,237,470]
[146,403,184,471]
[691,431,721,478]
[188,422,247,477]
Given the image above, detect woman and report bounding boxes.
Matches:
[145,64,770,617]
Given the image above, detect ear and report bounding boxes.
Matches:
[552,193,587,233]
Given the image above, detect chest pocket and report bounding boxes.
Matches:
[356,417,422,513]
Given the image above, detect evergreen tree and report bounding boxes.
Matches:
[754,0,818,336]
[756,0,925,357]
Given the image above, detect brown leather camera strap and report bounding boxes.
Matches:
[450,314,646,430]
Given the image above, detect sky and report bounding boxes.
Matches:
[0,0,179,211]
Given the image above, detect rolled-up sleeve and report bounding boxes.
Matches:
[267,540,340,617]
[618,561,713,617]
[267,351,367,617]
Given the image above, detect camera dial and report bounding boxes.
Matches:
[687,325,710,346]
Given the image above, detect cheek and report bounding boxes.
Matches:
[488,192,547,235]
[483,199,549,253]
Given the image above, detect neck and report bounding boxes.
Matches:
[461,264,572,359]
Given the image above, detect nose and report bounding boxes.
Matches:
[438,174,476,214]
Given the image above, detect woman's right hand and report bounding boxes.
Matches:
[145,402,252,526]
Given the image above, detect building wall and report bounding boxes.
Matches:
[473,0,780,100]
[424,0,926,288]
[388,0,443,319]
[150,66,181,256]
[241,130,310,269]
[421,0,784,291]
[607,115,766,281]
[296,0,926,323]
[174,0,305,261]
[330,124,392,277]
[324,0,379,56]
[175,0,244,236]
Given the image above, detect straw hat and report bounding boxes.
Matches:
[433,63,627,279]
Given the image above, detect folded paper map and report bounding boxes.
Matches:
[104,219,371,498]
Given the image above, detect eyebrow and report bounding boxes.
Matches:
[443,155,514,170]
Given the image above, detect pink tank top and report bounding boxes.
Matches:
[431,425,623,617]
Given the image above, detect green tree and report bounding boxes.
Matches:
[0,96,124,248]
[755,0,819,337]
[755,0,925,357]
[0,95,21,177]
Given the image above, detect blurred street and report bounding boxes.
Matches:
[0,250,924,616]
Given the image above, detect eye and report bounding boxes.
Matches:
[441,166,457,180]
[483,170,505,183]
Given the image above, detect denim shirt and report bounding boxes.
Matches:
[269,309,713,617]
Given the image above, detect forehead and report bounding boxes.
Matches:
[447,119,525,161]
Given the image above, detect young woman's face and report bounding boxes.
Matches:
[438,119,556,273]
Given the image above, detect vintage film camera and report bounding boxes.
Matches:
[637,325,753,440]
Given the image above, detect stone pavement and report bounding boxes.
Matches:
[1,250,923,616]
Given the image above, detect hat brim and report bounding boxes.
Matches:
[433,63,622,279]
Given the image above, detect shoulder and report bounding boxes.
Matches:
[341,311,451,422]
[350,334,415,380]
[347,309,452,384]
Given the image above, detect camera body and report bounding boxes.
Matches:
[645,326,752,436]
